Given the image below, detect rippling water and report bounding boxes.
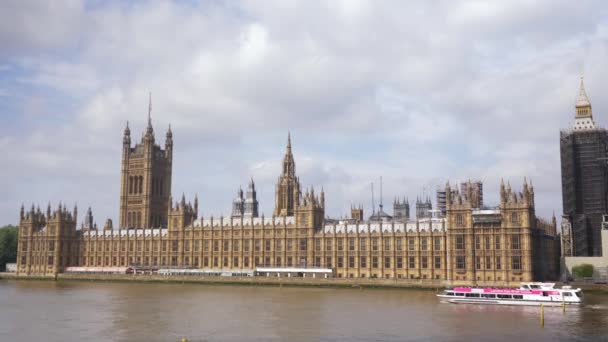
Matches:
[0,280,607,341]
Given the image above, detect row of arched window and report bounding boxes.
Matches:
[128,175,165,196]
[129,176,143,194]
[151,176,164,196]
[127,211,142,228]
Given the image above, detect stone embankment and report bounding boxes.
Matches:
[1,273,606,293]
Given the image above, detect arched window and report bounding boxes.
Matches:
[127,212,132,227]
[129,176,133,194]
[138,176,143,194]
[137,212,142,228]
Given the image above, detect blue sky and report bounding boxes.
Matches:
[1,0,608,226]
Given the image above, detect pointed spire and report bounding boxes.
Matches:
[145,92,154,136]
[576,77,591,108]
[287,131,292,152]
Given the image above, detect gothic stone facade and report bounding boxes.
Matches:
[16,117,557,284]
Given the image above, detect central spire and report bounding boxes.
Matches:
[146,92,154,136]
[282,132,295,176]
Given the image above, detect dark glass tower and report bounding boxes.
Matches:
[560,78,608,256]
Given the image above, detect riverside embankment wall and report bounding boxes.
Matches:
[2,272,592,291]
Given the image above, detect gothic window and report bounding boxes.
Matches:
[129,176,133,194]
[360,256,367,268]
[456,214,464,226]
[434,257,441,269]
[475,236,480,250]
[456,256,465,269]
[360,238,367,251]
[160,177,163,196]
[372,238,379,251]
[139,176,143,194]
[408,238,415,251]
[408,257,415,268]
[349,238,355,251]
[421,238,428,251]
[511,212,520,225]
[511,235,521,250]
[434,237,441,251]
[455,235,465,250]
[264,240,271,252]
[486,256,492,270]
[421,256,428,269]
[511,256,521,270]
[396,257,402,268]
[384,257,390,268]
[495,236,501,250]
[496,257,502,270]
[137,212,142,228]
[299,239,307,251]
[384,238,390,251]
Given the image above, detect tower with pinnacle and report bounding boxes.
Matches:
[560,78,608,256]
[273,133,302,217]
[119,94,173,228]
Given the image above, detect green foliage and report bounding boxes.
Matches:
[0,225,18,271]
[572,263,594,279]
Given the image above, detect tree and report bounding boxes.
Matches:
[0,225,18,271]
[572,263,594,279]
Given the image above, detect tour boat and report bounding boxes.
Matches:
[437,282,583,306]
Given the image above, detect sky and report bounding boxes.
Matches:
[1,0,607,227]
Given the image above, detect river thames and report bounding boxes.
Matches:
[0,280,607,341]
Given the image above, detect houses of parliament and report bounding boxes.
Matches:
[16,105,560,285]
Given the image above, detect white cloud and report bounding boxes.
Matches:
[1,0,607,224]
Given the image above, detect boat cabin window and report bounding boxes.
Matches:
[497,294,512,299]
[465,293,480,298]
[513,295,523,299]
[575,292,582,298]
[455,293,464,296]
[530,284,541,289]
[446,292,454,296]
[563,292,572,297]
[481,294,496,299]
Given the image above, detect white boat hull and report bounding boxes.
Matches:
[437,295,580,307]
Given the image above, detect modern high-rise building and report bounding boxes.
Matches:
[560,78,608,256]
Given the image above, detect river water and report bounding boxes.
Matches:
[0,280,607,341]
